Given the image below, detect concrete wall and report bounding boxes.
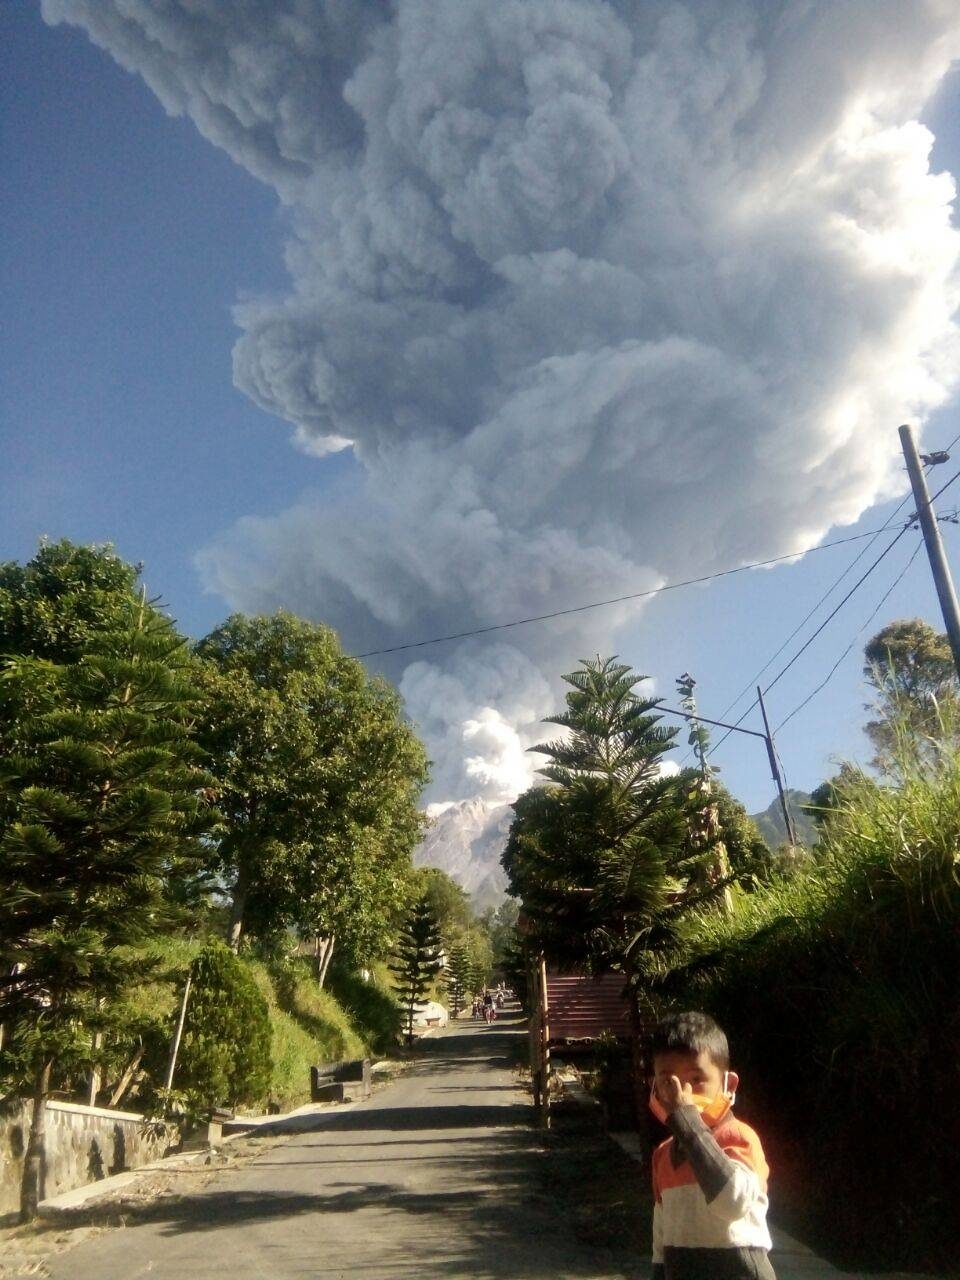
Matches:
[0,1097,176,1216]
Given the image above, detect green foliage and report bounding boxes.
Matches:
[663,739,960,1268]
[194,611,428,957]
[505,656,700,974]
[175,942,271,1112]
[863,617,960,772]
[805,765,866,830]
[480,897,520,972]
[389,895,442,1044]
[326,960,402,1054]
[415,867,472,942]
[711,785,774,885]
[0,539,143,663]
[0,588,213,1101]
[443,943,471,1017]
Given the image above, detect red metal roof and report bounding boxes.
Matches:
[544,971,633,1042]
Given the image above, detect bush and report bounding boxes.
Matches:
[664,750,960,1270]
[176,942,272,1112]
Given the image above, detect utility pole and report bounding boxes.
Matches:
[899,423,960,681]
[757,686,798,848]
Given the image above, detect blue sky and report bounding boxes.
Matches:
[3,4,960,813]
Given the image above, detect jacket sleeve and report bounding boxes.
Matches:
[666,1105,767,1224]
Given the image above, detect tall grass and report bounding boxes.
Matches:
[663,742,960,1270]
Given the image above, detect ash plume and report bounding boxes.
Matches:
[44,0,960,811]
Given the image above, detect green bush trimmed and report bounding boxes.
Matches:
[176,941,272,1111]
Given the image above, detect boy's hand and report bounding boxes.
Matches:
[655,1075,693,1114]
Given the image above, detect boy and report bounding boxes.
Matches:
[649,1010,775,1280]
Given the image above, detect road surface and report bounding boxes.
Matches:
[49,1008,647,1280]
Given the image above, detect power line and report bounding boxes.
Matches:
[702,434,960,740]
[703,462,960,757]
[774,537,925,733]
[705,526,912,754]
[351,519,917,660]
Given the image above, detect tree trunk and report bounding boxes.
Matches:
[109,1046,145,1108]
[317,935,336,990]
[20,1059,52,1222]
[227,867,248,952]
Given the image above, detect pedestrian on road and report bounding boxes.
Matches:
[648,1010,775,1280]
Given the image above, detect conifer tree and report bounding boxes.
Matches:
[389,896,442,1045]
[0,594,212,1219]
[443,943,470,1019]
[505,656,696,972]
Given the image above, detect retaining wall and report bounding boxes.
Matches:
[0,1097,176,1216]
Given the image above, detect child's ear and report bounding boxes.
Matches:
[726,1070,740,1096]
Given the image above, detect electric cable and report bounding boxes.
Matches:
[351,518,916,660]
[700,433,960,747]
[703,460,960,756]
[774,538,925,733]
[705,525,913,756]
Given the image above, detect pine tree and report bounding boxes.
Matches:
[507,655,695,972]
[0,595,212,1219]
[443,943,471,1019]
[388,896,442,1046]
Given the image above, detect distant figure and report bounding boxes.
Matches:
[649,1011,775,1280]
[482,991,495,1023]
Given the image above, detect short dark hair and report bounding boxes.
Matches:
[650,1010,729,1070]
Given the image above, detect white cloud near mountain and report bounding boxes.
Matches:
[44,1,960,822]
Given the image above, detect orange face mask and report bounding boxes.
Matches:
[649,1072,735,1128]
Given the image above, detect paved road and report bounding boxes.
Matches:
[50,1009,644,1280]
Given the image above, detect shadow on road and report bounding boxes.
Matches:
[41,1007,650,1278]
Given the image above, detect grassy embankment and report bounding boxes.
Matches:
[667,748,960,1272]
[124,941,400,1112]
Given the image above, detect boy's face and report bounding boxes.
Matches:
[652,1049,735,1103]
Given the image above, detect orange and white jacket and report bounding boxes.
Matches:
[651,1105,776,1279]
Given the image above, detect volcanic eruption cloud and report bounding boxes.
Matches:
[46,1,960,813]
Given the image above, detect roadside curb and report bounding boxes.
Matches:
[37,1097,363,1216]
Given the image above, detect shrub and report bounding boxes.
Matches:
[176,942,272,1112]
[664,747,960,1270]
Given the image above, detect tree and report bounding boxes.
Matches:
[443,943,471,1019]
[0,539,217,927]
[0,539,146,663]
[675,673,732,909]
[0,596,212,1220]
[389,896,442,1045]
[806,765,876,832]
[172,942,271,1114]
[193,613,428,958]
[415,867,473,943]
[863,619,960,772]
[505,657,696,974]
[712,785,775,884]
[482,897,521,972]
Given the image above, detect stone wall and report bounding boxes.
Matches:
[0,1097,177,1217]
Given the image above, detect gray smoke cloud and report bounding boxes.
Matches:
[44,0,960,806]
